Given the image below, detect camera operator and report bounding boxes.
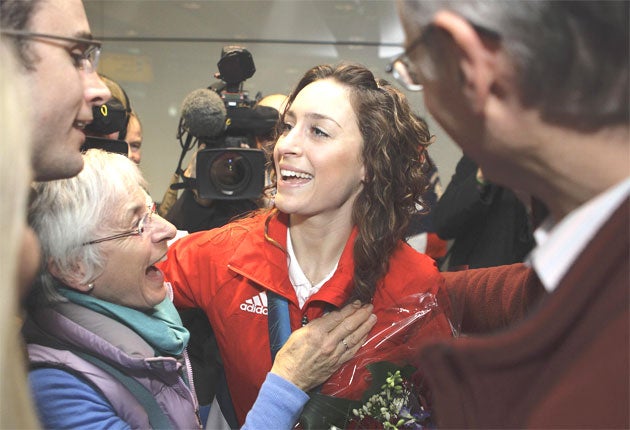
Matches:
[126,111,143,165]
[82,74,132,158]
[159,46,280,428]
[253,93,288,207]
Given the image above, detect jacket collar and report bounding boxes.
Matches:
[227,211,357,309]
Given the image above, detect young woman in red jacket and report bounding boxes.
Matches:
[159,62,454,426]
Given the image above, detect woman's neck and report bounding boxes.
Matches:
[288,215,352,286]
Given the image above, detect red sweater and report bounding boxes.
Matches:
[427,201,629,428]
[159,211,453,425]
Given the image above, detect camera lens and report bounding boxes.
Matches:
[209,151,251,196]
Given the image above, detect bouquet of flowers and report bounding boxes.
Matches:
[299,289,455,429]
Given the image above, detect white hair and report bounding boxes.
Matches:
[29,149,147,304]
[398,0,628,126]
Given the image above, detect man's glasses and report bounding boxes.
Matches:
[83,202,156,246]
[386,29,428,92]
[386,22,501,92]
[0,29,102,73]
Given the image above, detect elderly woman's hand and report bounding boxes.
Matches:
[270,301,376,392]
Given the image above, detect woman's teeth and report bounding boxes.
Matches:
[280,169,313,180]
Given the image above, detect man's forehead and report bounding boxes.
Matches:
[29,0,91,37]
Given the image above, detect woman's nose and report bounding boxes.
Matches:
[151,214,177,243]
[275,126,302,157]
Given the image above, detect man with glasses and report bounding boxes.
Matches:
[393,1,629,428]
[1,0,110,181]
[0,2,109,426]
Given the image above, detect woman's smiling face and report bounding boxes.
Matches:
[273,79,365,221]
[90,189,177,310]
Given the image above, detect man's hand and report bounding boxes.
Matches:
[270,301,377,391]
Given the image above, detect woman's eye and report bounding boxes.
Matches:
[312,127,329,138]
[131,212,144,229]
[280,122,293,134]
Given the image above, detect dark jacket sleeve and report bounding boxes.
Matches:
[443,264,546,334]
[433,155,501,239]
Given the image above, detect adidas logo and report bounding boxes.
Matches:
[240,292,268,315]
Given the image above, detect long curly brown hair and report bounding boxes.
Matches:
[264,62,433,303]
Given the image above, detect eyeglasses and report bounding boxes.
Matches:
[0,29,102,73]
[83,202,156,246]
[386,30,427,92]
[386,22,501,92]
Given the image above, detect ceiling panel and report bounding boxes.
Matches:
[85,1,404,45]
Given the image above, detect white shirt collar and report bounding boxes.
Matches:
[527,178,630,292]
[286,228,339,308]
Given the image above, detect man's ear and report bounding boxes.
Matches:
[432,11,500,113]
[47,258,92,293]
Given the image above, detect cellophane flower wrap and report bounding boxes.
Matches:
[299,284,456,429]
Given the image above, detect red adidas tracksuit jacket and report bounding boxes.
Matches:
[158,210,453,425]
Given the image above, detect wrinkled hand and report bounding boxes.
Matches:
[270,301,377,392]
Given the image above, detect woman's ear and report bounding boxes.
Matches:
[47,258,92,293]
[432,11,501,113]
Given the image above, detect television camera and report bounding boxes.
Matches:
[174,46,277,201]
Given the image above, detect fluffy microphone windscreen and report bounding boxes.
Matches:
[180,88,227,139]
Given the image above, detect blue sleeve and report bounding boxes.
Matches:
[29,368,130,430]
[242,372,309,430]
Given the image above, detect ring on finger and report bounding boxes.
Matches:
[341,338,349,351]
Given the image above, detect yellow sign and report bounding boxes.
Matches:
[99,53,154,83]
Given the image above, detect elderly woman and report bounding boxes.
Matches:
[24,149,375,429]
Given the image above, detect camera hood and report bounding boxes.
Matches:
[217,46,255,85]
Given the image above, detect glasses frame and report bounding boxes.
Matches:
[0,29,102,73]
[386,22,501,92]
[83,202,156,246]
[386,29,428,92]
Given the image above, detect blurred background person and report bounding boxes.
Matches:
[254,93,288,163]
[82,75,145,166]
[82,74,132,157]
[126,111,143,164]
[99,75,132,141]
[0,0,111,181]
[254,93,288,132]
[254,93,287,208]
[434,154,535,270]
[24,149,376,429]
[0,39,41,430]
[405,114,448,263]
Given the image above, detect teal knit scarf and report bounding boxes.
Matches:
[59,288,190,356]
